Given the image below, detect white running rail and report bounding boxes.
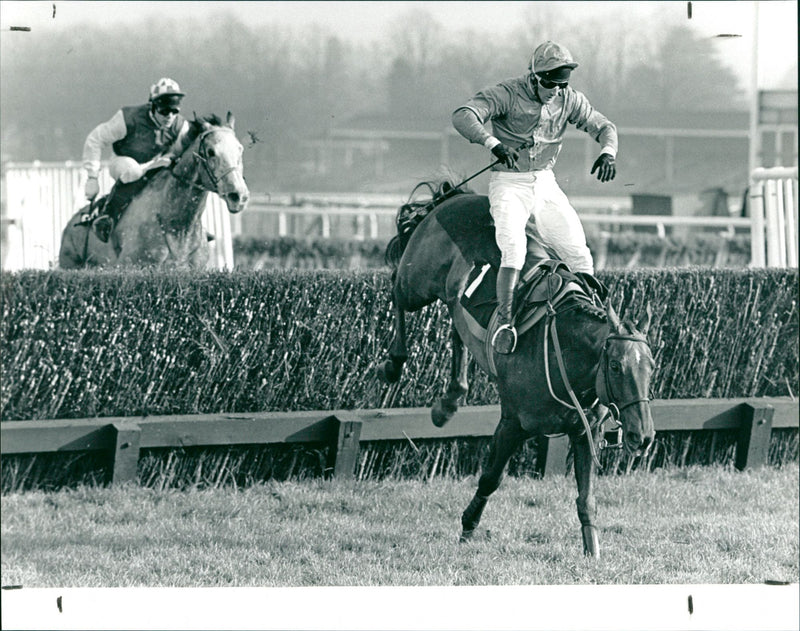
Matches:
[749,167,799,268]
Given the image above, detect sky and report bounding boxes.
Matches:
[1,1,797,92]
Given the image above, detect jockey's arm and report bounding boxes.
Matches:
[570,93,618,159]
[82,110,127,179]
[593,122,617,159]
[452,107,495,147]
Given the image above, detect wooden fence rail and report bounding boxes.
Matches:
[1,398,797,484]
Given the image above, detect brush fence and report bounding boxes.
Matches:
[1,398,796,484]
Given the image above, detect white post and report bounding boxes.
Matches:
[784,179,798,266]
[774,181,787,266]
[764,179,781,267]
[749,179,766,267]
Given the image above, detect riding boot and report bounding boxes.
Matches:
[93,214,114,243]
[491,266,520,354]
[92,187,118,243]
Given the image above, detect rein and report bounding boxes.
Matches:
[544,310,603,469]
[543,311,652,470]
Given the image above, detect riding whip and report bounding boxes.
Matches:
[428,140,532,209]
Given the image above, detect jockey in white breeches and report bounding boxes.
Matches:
[452,41,618,354]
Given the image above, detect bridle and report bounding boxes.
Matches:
[171,127,243,196]
[194,128,244,195]
[544,310,652,468]
[597,333,652,422]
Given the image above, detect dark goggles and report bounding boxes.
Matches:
[156,104,180,115]
[538,77,568,90]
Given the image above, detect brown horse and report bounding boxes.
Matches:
[377,181,655,556]
[59,113,249,269]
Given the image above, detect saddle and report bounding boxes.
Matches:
[459,258,603,376]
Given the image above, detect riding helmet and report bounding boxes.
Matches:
[149,77,185,102]
[530,41,579,75]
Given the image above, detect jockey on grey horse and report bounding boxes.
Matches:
[81,77,193,242]
[452,41,618,355]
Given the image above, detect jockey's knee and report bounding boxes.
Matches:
[558,246,594,274]
[499,247,526,270]
[109,157,145,184]
[494,226,527,270]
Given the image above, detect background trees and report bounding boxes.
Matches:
[0,4,748,191]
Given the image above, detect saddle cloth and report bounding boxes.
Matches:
[458,258,589,376]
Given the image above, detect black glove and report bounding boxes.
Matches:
[591,154,616,182]
[491,143,519,168]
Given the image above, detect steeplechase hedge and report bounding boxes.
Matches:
[1,268,797,422]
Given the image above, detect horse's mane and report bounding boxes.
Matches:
[385,176,474,268]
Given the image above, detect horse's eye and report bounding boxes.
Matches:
[207,149,216,158]
[610,361,622,373]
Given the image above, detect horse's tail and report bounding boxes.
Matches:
[384,178,469,270]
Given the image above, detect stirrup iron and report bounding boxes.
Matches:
[492,323,517,354]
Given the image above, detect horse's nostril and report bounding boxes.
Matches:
[228,192,240,204]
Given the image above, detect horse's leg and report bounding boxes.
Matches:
[460,414,528,542]
[377,287,408,384]
[572,429,600,557]
[432,324,469,427]
[58,224,86,269]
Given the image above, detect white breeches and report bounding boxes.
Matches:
[488,170,594,273]
[109,155,145,183]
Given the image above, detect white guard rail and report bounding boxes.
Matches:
[749,167,799,268]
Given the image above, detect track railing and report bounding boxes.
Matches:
[749,166,799,267]
[2,398,797,484]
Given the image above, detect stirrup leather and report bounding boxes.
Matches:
[491,323,517,354]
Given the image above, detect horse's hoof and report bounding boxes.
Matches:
[459,529,474,543]
[431,399,456,427]
[376,359,401,384]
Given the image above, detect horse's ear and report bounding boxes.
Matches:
[226,111,235,130]
[607,302,622,332]
[636,304,652,336]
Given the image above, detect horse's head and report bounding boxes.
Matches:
[190,112,250,213]
[596,303,656,457]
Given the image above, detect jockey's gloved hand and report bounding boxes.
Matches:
[84,177,99,200]
[491,143,519,169]
[591,154,616,182]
